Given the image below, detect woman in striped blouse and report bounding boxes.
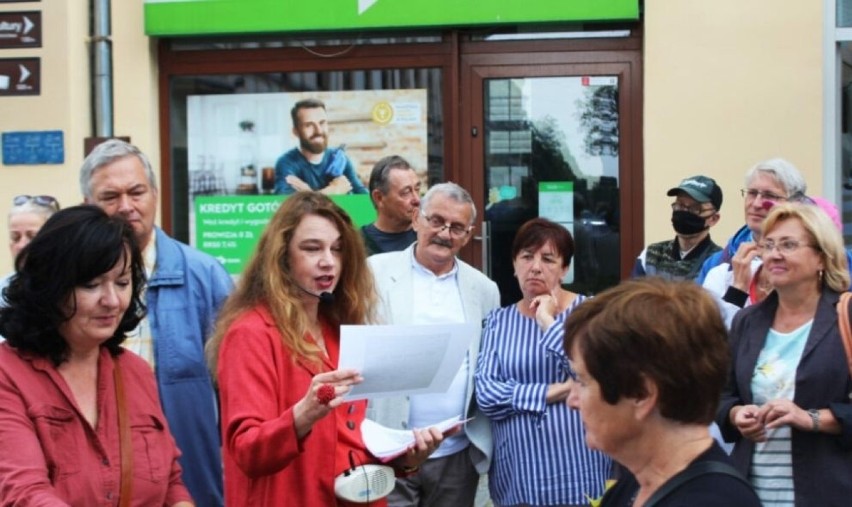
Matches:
[475,218,611,506]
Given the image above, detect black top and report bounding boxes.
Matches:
[631,234,721,281]
[360,223,417,256]
[601,442,760,507]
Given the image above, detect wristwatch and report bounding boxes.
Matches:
[807,409,821,433]
[399,464,420,476]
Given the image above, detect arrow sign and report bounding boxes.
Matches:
[0,57,39,96]
[0,12,41,48]
[358,0,379,14]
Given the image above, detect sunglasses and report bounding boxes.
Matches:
[13,194,60,211]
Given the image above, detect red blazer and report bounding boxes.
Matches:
[218,306,385,507]
[0,344,191,506]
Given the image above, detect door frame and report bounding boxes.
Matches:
[457,39,643,281]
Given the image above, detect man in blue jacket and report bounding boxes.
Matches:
[695,158,808,284]
[80,140,233,506]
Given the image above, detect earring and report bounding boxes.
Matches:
[818,270,824,281]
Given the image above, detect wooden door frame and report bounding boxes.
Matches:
[457,38,643,280]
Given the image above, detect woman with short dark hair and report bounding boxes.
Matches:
[0,205,192,506]
[475,217,611,506]
[564,278,760,507]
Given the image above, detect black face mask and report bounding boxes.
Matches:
[671,210,708,235]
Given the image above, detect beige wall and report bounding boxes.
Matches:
[643,0,825,249]
[0,0,157,273]
[1,0,86,273]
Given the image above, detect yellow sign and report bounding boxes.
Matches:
[371,101,394,124]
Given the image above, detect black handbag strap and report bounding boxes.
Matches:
[643,460,750,507]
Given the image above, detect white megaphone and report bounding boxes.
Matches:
[334,464,395,503]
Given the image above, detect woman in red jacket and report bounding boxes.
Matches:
[207,192,441,506]
[0,206,192,506]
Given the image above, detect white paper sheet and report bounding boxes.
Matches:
[338,323,477,400]
[361,416,468,462]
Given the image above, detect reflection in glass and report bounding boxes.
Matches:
[840,0,852,27]
[841,42,852,245]
[484,76,619,303]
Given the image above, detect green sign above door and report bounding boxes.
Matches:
[144,0,639,36]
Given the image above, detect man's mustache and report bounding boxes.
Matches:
[430,237,453,248]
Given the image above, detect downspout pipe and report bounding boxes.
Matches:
[92,0,113,138]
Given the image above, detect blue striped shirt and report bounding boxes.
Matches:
[475,296,611,506]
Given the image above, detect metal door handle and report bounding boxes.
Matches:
[473,221,491,277]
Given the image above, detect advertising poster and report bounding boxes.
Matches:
[187,89,429,274]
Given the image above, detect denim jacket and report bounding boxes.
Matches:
[148,228,233,506]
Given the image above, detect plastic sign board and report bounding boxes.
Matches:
[195,195,376,275]
[538,181,573,223]
[0,12,41,49]
[2,130,64,165]
[144,0,639,36]
[0,57,39,95]
[538,181,575,284]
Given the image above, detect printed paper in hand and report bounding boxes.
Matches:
[361,416,468,462]
[339,323,477,400]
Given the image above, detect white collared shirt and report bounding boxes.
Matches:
[407,249,471,458]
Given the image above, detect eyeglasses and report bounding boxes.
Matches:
[420,212,472,237]
[741,188,787,203]
[13,195,60,211]
[670,202,715,216]
[758,239,813,255]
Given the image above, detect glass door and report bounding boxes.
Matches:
[461,57,642,305]
[484,76,620,303]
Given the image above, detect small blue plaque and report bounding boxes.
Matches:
[2,130,64,165]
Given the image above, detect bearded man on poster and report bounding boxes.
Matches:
[274,98,368,195]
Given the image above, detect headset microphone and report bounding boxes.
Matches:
[297,284,335,304]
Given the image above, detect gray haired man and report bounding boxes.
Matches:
[368,182,500,506]
[80,139,233,506]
